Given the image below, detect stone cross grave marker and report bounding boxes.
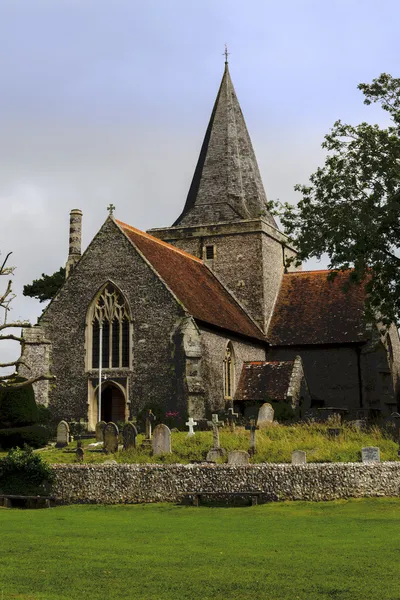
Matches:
[292,450,307,465]
[362,446,380,463]
[95,420,106,442]
[228,450,250,465]
[122,422,137,450]
[186,417,197,436]
[56,420,70,448]
[211,414,222,449]
[152,424,172,455]
[225,407,238,433]
[104,422,119,454]
[245,418,259,456]
[145,410,157,440]
[257,403,274,427]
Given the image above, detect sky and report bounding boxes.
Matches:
[1,0,399,367]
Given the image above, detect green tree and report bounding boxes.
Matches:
[274,73,400,325]
[23,267,65,303]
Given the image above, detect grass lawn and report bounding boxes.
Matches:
[1,498,400,600]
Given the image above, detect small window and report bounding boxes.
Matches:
[205,245,215,260]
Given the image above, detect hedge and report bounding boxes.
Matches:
[0,425,50,450]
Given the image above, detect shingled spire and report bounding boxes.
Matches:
[173,63,276,227]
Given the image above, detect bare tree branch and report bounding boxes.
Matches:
[0,373,56,389]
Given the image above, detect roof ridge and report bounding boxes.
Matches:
[115,219,203,264]
[285,269,350,275]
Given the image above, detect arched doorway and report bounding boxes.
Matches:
[98,383,126,423]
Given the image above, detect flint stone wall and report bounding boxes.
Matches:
[51,462,400,504]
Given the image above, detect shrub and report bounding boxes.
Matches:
[0,425,50,450]
[0,445,54,495]
[0,378,38,428]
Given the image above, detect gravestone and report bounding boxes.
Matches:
[245,418,259,456]
[152,424,172,455]
[292,450,307,465]
[122,422,137,450]
[362,446,380,463]
[206,448,227,462]
[95,421,107,442]
[257,403,274,427]
[56,421,70,448]
[103,422,119,454]
[76,447,85,463]
[228,450,250,465]
[186,417,197,436]
[225,407,238,433]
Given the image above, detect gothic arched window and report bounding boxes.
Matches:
[91,284,131,369]
[223,342,235,399]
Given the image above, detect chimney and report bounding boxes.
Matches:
[65,209,83,278]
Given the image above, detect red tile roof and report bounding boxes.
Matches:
[116,219,265,341]
[268,270,367,345]
[235,361,294,401]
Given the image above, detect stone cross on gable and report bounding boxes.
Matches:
[145,410,156,440]
[107,203,116,216]
[245,418,259,456]
[226,407,238,433]
[186,417,198,436]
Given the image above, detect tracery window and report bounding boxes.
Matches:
[223,342,235,399]
[91,284,130,369]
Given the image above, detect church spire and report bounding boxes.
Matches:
[173,62,276,228]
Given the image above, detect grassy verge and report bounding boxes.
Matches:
[16,422,398,464]
[1,498,400,599]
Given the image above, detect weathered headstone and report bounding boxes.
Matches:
[186,417,198,436]
[362,446,380,463]
[225,407,238,433]
[152,424,172,455]
[206,448,227,462]
[211,414,222,449]
[228,450,250,465]
[122,422,137,450]
[103,422,119,454]
[245,418,259,456]
[76,447,85,463]
[257,403,274,427]
[56,420,70,448]
[292,450,307,465]
[95,420,107,442]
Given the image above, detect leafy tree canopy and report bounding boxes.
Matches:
[272,73,400,325]
[23,267,65,303]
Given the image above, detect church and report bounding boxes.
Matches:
[21,62,400,429]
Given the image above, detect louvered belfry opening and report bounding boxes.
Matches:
[91,284,130,369]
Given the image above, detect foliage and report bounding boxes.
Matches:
[0,425,51,450]
[0,445,54,494]
[1,499,400,599]
[23,267,66,303]
[273,73,400,325]
[0,377,38,428]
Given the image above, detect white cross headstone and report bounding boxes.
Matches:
[186,417,198,436]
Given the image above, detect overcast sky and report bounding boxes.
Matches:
[1,0,399,366]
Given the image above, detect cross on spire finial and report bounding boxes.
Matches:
[107,203,116,216]
[223,43,230,64]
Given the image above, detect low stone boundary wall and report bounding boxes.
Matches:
[51,462,400,504]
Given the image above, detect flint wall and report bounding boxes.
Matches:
[51,462,400,504]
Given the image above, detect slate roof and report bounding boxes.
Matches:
[116,219,265,341]
[235,361,294,401]
[173,63,277,228]
[268,270,368,346]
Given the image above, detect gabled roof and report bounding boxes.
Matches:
[116,219,265,341]
[268,270,368,346]
[235,361,295,402]
[173,63,276,228]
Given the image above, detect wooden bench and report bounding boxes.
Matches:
[0,495,56,509]
[182,491,263,507]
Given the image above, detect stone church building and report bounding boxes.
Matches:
[21,63,400,429]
